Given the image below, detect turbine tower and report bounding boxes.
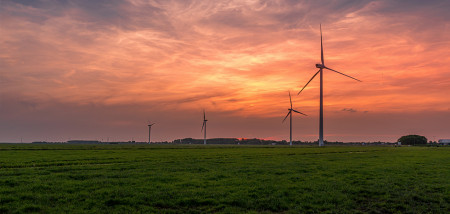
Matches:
[298,24,361,147]
[283,91,307,146]
[147,123,155,143]
[201,110,207,145]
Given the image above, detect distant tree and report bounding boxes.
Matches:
[397,135,427,145]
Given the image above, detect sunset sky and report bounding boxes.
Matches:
[1,0,449,143]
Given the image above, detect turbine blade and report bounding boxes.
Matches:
[282,111,291,123]
[320,24,324,65]
[289,91,292,109]
[324,67,362,82]
[292,109,308,116]
[298,70,320,95]
[151,123,155,126]
[201,121,205,132]
[203,109,206,120]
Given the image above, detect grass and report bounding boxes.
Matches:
[0,144,448,213]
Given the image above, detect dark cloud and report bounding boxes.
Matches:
[342,108,357,113]
[3,0,175,34]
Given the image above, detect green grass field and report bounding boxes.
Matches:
[0,144,448,213]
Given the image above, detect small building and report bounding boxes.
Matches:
[438,139,450,145]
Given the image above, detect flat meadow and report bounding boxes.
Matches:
[0,144,448,213]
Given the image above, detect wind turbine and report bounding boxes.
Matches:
[298,24,361,147]
[147,123,155,143]
[201,110,207,145]
[283,91,307,146]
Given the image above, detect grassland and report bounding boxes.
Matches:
[0,144,448,213]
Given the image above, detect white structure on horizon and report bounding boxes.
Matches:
[438,139,450,145]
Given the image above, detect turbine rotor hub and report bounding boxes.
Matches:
[316,63,325,68]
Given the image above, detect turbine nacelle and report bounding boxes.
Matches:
[315,63,325,69]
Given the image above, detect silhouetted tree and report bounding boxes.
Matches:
[398,135,427,145]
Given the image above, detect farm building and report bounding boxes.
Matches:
[438,139,450,145]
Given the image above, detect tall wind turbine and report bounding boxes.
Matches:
[201,110,207,145]
[147,123,155,143]
[283,91,307,146]
[298,24,361,147]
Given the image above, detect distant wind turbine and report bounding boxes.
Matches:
[147,122,155,143]
[298,24,361,147]
[201,110,207,145]
[283,91,307,146]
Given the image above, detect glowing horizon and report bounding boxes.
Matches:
[1,0,449,143]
